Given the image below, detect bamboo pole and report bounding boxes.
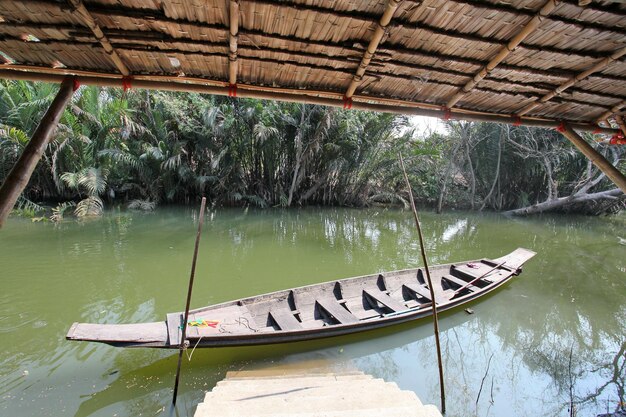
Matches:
[228,0,239,85]
[0,31,620,110]
[0,76,75,228]
[518,46,626,116]
[398,153,445,414]
[596,100,626,124]
[344,0,400,98]
[0,69,619,135]
[173,197,207,405]
[6,18,624,86]
[560,124,626,194]
[67,0,130,76]
[446,0,558,108]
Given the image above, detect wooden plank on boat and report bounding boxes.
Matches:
[316,298,359,324]
[403,282,432,301]
[363,289,406,312]
[166,313,182,346]
[442,275,479,292]
[269,309,303,331]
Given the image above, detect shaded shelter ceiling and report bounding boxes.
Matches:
[0,0,625,133]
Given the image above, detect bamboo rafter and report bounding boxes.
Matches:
[445,0,558,109]
[0,0,623,126]
[8,0,613,61]
[4,19,624,86]
[228,0,239,85]
[0,67,619,135]
[1,33,618,111]
[65,0,130,76]
[596,100,626,124]
[345,0,401,99]
[517,46,626,117]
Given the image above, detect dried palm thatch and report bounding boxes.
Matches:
[0,0,624,132]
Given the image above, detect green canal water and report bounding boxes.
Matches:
[1,207,624,417]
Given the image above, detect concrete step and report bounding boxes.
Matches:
[224,369,365,380]
[198,391,420,416]
[213,373,372,390]
[195,405,434,417]
[206,380,420,405]
[212,377,391,393]
[194,368,442,417]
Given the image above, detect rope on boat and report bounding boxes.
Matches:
[187,337,202,361]
[218,316,259,334]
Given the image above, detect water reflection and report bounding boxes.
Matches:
[0,208,624,417]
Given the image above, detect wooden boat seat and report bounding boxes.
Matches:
[269,309,303,331]
[316,298,359,324]
[403,282,432,301]
[363,289,407,312]
[442,275,479,292]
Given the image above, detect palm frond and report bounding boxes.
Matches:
[74,196,103,217]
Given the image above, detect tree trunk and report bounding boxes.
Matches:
[504,188,623,216]
[0,77,75,228]
[464,126,476,210]
[480,128,503,211]
[287,107,307,206]
[437,139,463,214]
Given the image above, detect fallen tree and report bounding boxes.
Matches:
[504,188,624,216]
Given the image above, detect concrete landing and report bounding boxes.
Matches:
[194,366,442,417]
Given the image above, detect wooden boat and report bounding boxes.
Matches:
[66,248,535,349]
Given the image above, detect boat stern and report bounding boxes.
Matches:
[66,321,170,348]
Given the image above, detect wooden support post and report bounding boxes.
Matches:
[0,76,75,228]
[560,123,626,193]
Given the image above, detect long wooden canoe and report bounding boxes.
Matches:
[66,248,535,348]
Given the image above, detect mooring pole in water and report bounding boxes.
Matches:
[172,197,207,405]
[398,153,446,414]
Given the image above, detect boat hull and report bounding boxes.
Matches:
[66,248,535,349]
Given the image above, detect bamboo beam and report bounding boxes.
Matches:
[595,100,626,124]
[446,0,558,108]
[228,0,239,85]
[560,123,626,194]
[344,0,401,99]
[3,29,624,106]
[7,0,618,60]
[3,17,621,79]
[66,0,130,76]
[518,46,626,116]
[0,68,619,135]
[0,76,75,228]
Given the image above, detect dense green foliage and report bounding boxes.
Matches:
[1,80,623,218]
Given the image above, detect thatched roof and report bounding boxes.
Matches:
[0,0,625,133]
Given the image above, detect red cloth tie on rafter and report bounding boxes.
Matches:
[442,107,452,121]
[513,116,522,126]
[121,76,133,92]
[342,95,353,110]
[555,122,566,133]
[72,78,80,92]
[228,84,237,97]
